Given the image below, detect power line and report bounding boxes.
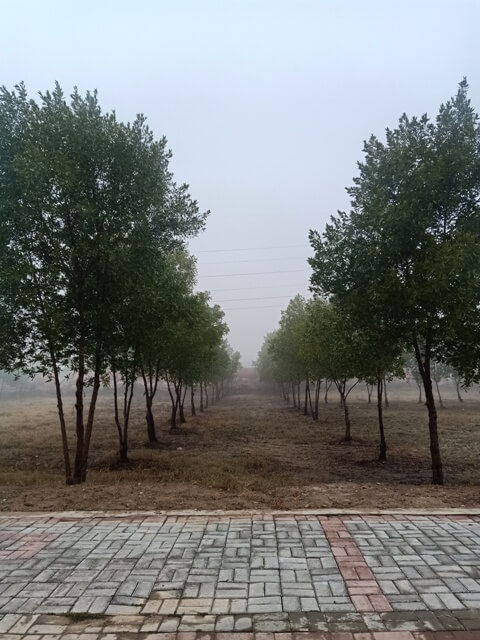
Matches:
[222,304,286,311]
[200,269,309,278]
[200,256,309,265]
[194,244,309,253]
[207,283,308,292]
[215,294,298,303]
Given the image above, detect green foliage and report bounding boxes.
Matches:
[308,79,480,483]
[0,82,214,481]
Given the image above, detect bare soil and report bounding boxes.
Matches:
[0,387,479,511]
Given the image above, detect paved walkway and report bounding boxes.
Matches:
[0,512,479,639]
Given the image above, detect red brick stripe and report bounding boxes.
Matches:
[321,517,392,613]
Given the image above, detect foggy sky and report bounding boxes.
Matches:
[2,0,479,365]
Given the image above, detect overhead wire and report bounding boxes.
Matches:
[194,244,309,253]
[200,255,309,265]
[221,304,287,311]
[214,295,299,303]
[207,283,308,292]
[199,268,309,278]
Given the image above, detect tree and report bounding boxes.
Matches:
[0,83,208,483]
[162,293,228,429]
[309,80,480,484]
[268,296,308,411]
[302,300,365,441]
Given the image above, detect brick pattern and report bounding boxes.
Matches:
[0,513,479,637]
[345,518,480,612]
[0,611,479,638]
[323,518,391,612]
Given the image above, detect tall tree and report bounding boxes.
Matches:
[309,80,480,484]
[0,83,207,483]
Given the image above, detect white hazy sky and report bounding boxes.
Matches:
[2,0,479,365]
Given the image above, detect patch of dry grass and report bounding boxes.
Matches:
[0,383,479,511]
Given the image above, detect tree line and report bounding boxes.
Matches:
[0,83,240,485]
[258,80,480,485]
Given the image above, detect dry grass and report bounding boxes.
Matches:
[0,382,479,511]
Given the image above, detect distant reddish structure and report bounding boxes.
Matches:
[233,367,258,392]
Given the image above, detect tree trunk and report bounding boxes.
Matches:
[413,334,444,485]
[166,374,177,428]
[179,383,187,423]
[200,382,204,412]
[50,350,72,483]
[170,399,178,429]
[367,383,373,404]
[383,377,389,407]
[314,379,321,420]
[191,386,196,415]
[455,380,464,403]
[112,366,134,464]
[204,381,209,409]
[292,384,297,409]
[81,354,101,482]
[73,343,86,484]
[434,378,444,408]
[141,362,160,443]
[417,381,423,403]
[145,400,156,443]
[304,379,309,415]
[377,377,387,462]
[342,395,351,442]
[324,378,332,403]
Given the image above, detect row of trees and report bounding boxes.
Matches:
[0,83,240,484]
[258,80,480,484]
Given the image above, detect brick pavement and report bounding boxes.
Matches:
[0,512,479,638]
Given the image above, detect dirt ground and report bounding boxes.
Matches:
[0,384,479,511]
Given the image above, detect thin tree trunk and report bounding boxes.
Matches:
[434,378,444,408]
[377,377,387,462]
[191,386,196,415]
[112,367,125,459]
[122,373,135,463]
[343,395,351,442]
[145,398,156,443]
[166,374,177,428]
[200,382,204,412]
[383,376,389,407]
[112,366,134,463]
[455,380,464,403]
[51,350,72,483]
[204,381,209,409]
[307,380,314,418]
[28,255,72,483]
[304,379,309,415]
[314,379,321,420]
[417,381,423,404]
[413,333,444,485]
[324,378,332,403]
[141,360,160,443]
[81,364,101,482]
[367,383,373,404]
[73,338,86,484]
[179,383,187,423]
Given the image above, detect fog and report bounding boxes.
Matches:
[2,0,479,364]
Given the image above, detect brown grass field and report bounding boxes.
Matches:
[0,382,479,511]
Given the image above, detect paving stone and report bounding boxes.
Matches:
[1,512,480,636]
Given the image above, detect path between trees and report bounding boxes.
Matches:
[0,511,479,638]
